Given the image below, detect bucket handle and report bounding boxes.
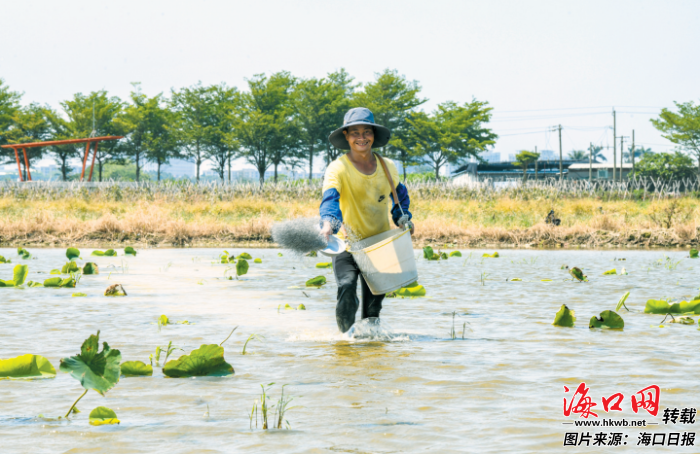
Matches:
[374,152,406,223]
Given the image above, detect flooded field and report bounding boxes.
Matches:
[2,246,699,453]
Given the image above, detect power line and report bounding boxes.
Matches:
[493,105,664,114]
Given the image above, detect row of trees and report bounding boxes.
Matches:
[0,70,497,183]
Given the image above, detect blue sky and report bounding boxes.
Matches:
[1,0,698,169]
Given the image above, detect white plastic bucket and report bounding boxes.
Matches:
[350,228,418,295]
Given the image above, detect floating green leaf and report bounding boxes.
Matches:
[603,269,617,275]
[440,252,448,260]
[61,261,80,274]
[449,251,462,257]
[666,315,695,325]
[297,304,306,310]
[690,248,699,259]
[124,247,137,256]
[236,259,249,277]
[315,262,332,269]
[26,281,43,287]
[120,360,153,377]
[541,279,553,282]
[254,258,262,264]
[589,310,625,329]
[158,314,170,326]
[237,252,252,260]
[162,344,234,377]
[44,277,76,288]
[668,300,700,315]
[0,264,29,287]
[553,304,575,327]
[0,255,9,263]
[284,303,294,310]
[305,276,327,287]
[510,278,522,281]
[615,292,631,312]
[66,248,80,261]
[0,354,56,379]
[50,269,61,275]
[422,246,439,260]
[104,284,127,296]
[644,299,671,314]
[83,262,99,275]
[482,252,499,258]
[72,292,87,297]
[59,331,121,395]
[91,249,117,257]
[278,252,283,257]
[396,284,427,297]
[89,406,120,425]
[17,247,31,259]
[568,266,588,282]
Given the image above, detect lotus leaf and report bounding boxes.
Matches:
[278,252,283,257]
[104,284,127,296]
[667,315,695,325]
[284,303,294,310]
[120,360,153,377]
[553,304,575,327]
[316,262,332,268]
[483,252,499,258]
[440,252,448,260]
[66,248,80,261]
[305,276,327,287]
[254,258,262,264]
[26,281,43,287]
[603,269,617,275]
[83,262,99,275]
[59,331,121,395]
[221,256,230,264]
[236,259,249,277]
[297,304,306,310]
[306,250,317,257]
[44,277,76,288]
[668,300,700,314]
[61,261,80,274]
[0,255,9,263]
[0,264,29,287]
[89,406,120,426]
[690,248,699,259]
[0,354,56,379]
[17,247,31,259]
[237,252,252,260]
[510,278,522,281]
[589,310,624,329]
[541,279,553,282]
[162,344,234,378]
[72,292,87,297]
[396,284,426,297]
[449,251,462,257]
[50,269,61,274]
[91,249,117,257]
[422,246,439,260]
[615,291,631,312]
[644,299,671,314]
[568,266,588,282]
[158,314,170,326]
[124,247,137,256]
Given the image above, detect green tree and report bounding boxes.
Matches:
[568,150,587,160]
[0,79,22,148]
[407,100,497,180]
[514,150,541,182]
[170,83,214,181]
[205,83,238,181]
[651,101,700,176]
[58,90,124,181]
[590,145,607,163]
[623,146,653,163]
[3,103,51,178]
[142,97,180,181]
[231,72,296,184]
[353,69,427,181]
[44,109,79,180]
[292,69,354,181]
[635,151,695,181]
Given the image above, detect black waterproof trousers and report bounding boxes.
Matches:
[331,251,385,333]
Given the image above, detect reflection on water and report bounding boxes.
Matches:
[1,247,699,453]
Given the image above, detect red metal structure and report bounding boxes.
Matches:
[1,136,123,182]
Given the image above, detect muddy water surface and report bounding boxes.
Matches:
[1,247,699,453]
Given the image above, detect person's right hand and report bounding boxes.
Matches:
[320,221,333,241]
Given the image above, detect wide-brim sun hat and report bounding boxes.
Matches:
[328,107,391,150]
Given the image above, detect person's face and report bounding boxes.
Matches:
[343,124,374,153]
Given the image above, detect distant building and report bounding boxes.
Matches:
[567,163,633,181]
[539,149,557,161]
[161,159,195,178]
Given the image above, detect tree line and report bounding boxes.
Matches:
[0,69,497,183]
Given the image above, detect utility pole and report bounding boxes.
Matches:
[534,145,538,180]
[558,124,563,181]
[619,135,629,182]
[631,130,635,177]
[589,142,593,183]
[612,109,617,182]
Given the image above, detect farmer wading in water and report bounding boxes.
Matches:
[319,107,414,333]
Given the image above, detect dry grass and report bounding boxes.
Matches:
[0,181,699,249]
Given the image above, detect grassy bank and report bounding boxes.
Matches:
[0,181,698,249]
